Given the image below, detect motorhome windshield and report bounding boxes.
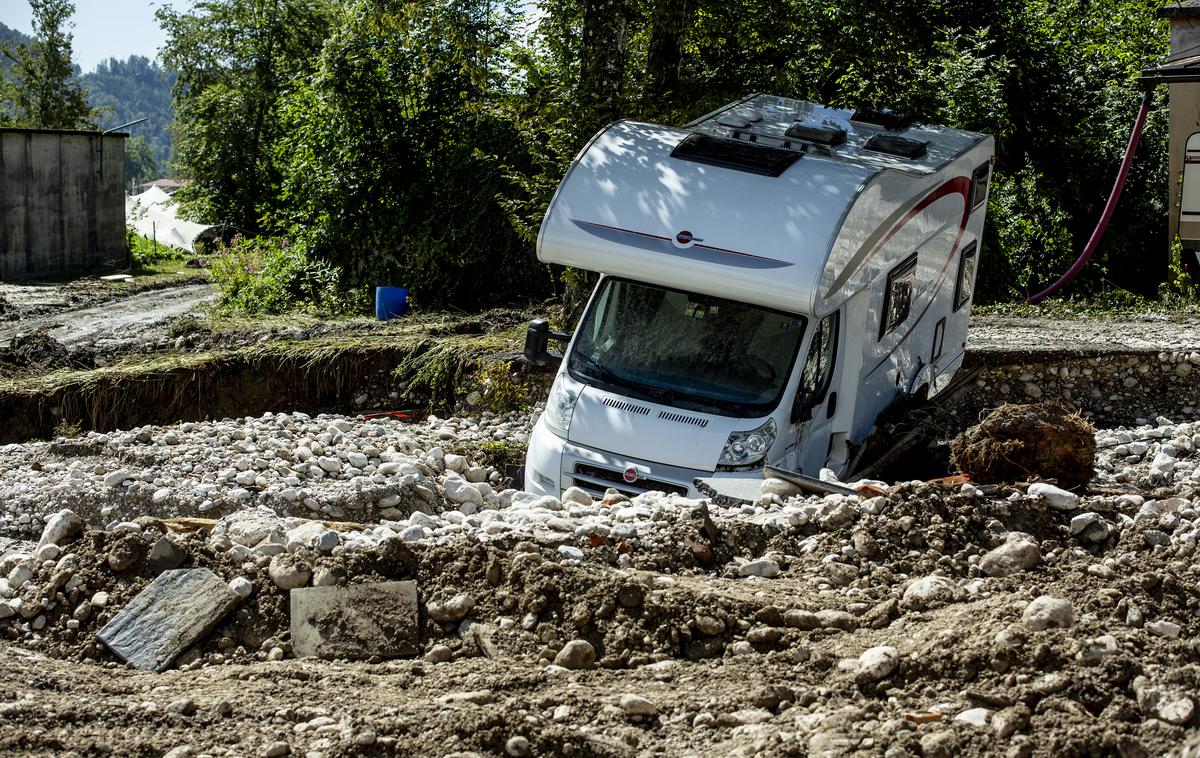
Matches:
[568,279,807,416]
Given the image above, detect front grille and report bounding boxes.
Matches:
[571,463,690,498]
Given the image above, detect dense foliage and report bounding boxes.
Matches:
[0,0,94,129]
[161,0,1172,311]
[83,56,177,175]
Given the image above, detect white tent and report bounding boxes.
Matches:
[125,185,214,252]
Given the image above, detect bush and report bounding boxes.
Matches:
[126,225,187,268]
[208,235,343,314]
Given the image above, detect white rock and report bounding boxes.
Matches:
[103,469,131,488]
[228,577,253,599]
[979,534,1041,577]
[33,543,59,562]
[38,510,83,548]
[558,545,584,561]
[761,478,802,498]
[618,694,658,717]
[1146,620,1182,638]
[738,558,781,578]
[1027,482,1078,510]
[268,556,311,590]
[857,646,898,681]
[1138,684,1195,725]
[561,486,593,506]
[1069,512,1098,535]
[901,575,958,610]
[1022,596,1073,631]
[955,707,991,727]
[444,477,484,507]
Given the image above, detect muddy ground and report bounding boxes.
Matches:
[1,283,1200,757]
[3,477,1200,758]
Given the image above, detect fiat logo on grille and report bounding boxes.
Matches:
[623,467,639,483]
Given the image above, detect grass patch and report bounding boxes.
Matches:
[976,288,1200,319]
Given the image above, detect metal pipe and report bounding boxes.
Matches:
[1026,89,1155,304]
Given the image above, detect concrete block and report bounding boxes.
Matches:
[290,580,419,660]
[96,568,239,671]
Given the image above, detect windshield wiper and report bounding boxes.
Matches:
[576,357,632,391]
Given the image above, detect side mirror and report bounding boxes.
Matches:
[523,319,571,367]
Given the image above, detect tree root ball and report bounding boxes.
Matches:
[951,402,1095,489]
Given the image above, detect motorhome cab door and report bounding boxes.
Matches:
[787,309,843,475]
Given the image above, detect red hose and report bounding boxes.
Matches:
[1026,89,1155,304]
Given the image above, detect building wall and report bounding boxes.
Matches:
[0,129,127,280]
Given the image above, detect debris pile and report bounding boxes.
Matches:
[0,330,94,376]
[1,409,1200,754]
[951,402,1096,488]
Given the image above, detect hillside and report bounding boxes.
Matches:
[1,22,174,171]
[83,55,175,170]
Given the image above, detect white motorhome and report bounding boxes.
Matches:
[523,94,994,499]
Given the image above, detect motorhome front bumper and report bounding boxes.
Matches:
[525,415,762,499]
[563,443,694,498]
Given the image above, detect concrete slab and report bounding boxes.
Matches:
[290,580,419,660]
[693,477,763,507]
[96,568,239,671]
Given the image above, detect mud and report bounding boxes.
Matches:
[0,284,215,355]
[3,480,1200,757]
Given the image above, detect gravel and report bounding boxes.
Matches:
[1,401,1200,754]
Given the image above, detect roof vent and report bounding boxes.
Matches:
[671,132,802,177]
[864,134,928,159]
[717,114,751,128]
[850,108,914,131]
[784,122,846,146]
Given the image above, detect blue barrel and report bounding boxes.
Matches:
[375,286,410,320]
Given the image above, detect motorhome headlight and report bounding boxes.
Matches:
[544,380,580,433]
[718,418,777,467]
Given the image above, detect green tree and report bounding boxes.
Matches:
[84,56,177,170]
[124,135,160,191]
[0,0,94,129]
[157,0,332,229]
[273,0,546,306]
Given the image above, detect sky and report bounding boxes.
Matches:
[0,0,192,73]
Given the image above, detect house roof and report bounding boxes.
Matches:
[1160,1,1200,19]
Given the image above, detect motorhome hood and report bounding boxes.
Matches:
[566,387,757,471]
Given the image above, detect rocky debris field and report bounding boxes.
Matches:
[2,409,1200,756]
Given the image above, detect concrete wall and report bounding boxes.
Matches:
[0,129,127,280]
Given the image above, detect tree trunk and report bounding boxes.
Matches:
[579,0,629,129]
[644,0,690,105]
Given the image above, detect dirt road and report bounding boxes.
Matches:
[0,284,213,351]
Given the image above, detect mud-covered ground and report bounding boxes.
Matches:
[2,283,1200,756]
[2,406,1200,757]
[3,482,1200,758]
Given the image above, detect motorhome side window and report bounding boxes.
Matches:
[792,311,838,422]
[954,242,978,311]
[880,254,918,339]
